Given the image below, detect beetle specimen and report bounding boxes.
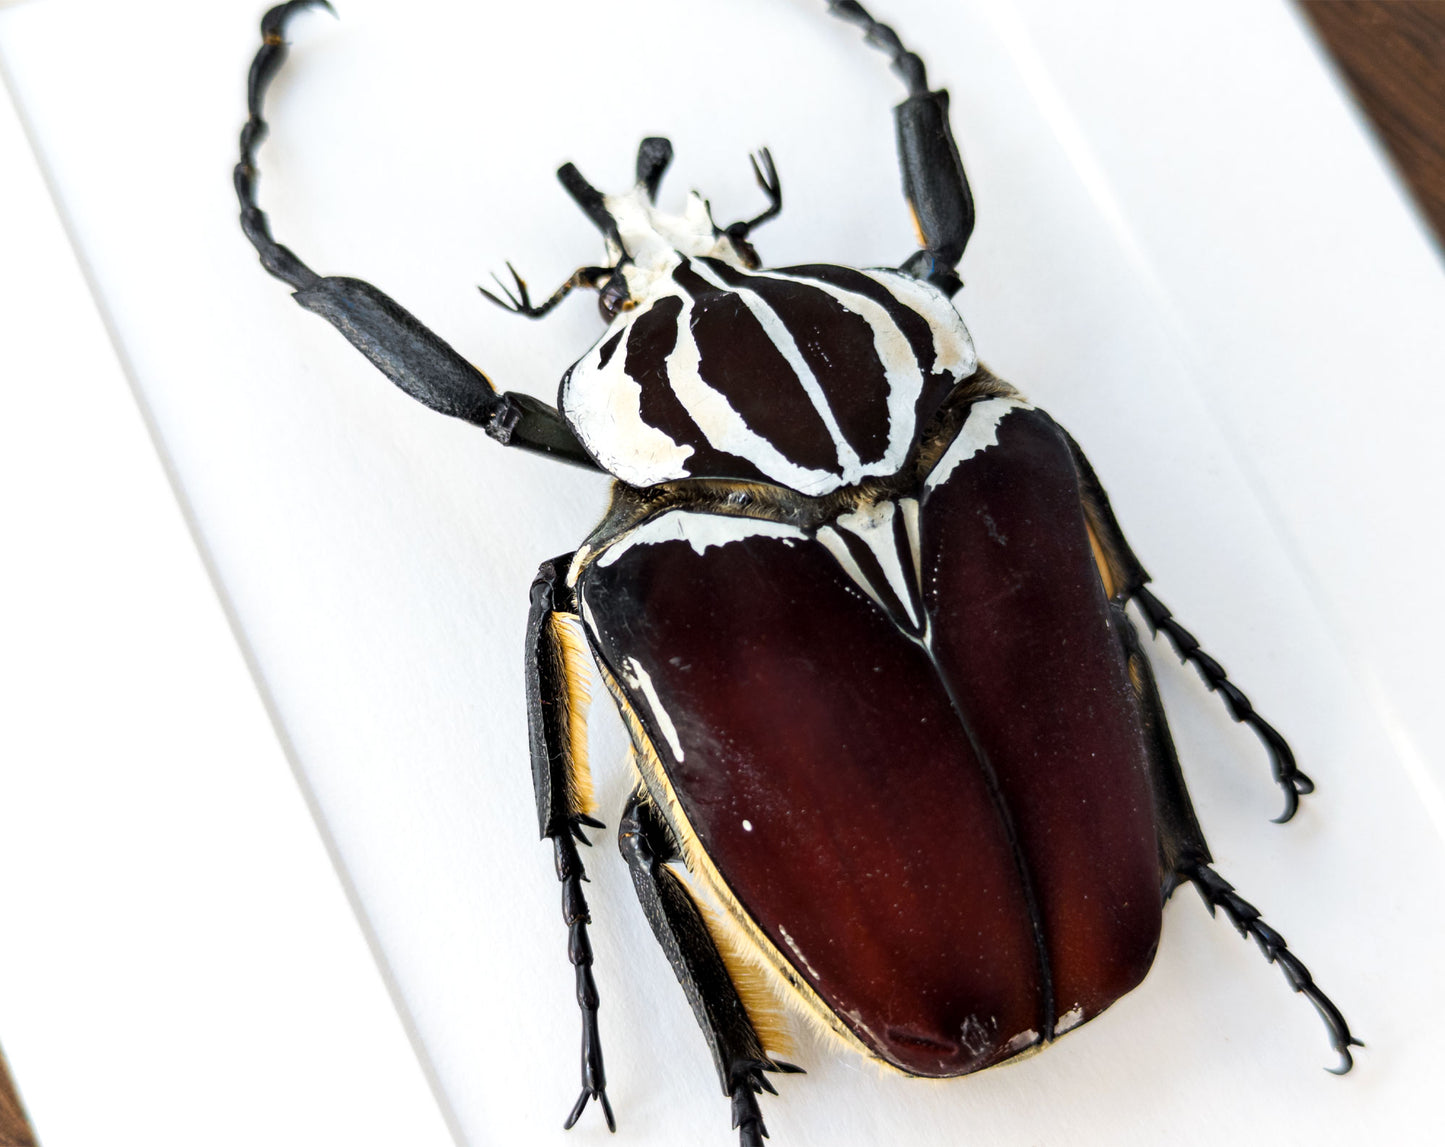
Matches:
[236,2,1361,1143]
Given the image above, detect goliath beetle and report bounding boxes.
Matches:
[235,2,1360,1142]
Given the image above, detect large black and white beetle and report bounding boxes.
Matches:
[237,2,1360,1142]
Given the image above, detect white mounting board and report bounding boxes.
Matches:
[0,25,454,1147]
[1,1,1441,1145]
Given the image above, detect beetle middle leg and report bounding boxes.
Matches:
[525,557,613,1130]
[1066,430,1315,822]
[618,787,802,1147]
[1131,585,1315,822]
[1118,610,1362,1074]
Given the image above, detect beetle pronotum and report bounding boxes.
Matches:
[236,2,1360,1143]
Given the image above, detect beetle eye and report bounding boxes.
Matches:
[598,274,633,322]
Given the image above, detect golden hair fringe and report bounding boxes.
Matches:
[1085,522,1118,602]
[599,662,886,1069]
[550,612,596,817]
[694,896,795,1059]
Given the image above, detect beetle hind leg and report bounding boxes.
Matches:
[526,558,614,1131]
[1132,585,1314,823]
[1182,861,1364,1075]
[618,788,802,1147]
[1119,609,1360,1074]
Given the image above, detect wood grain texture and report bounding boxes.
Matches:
[0,3,1437,1144]
[1301,0,1445,243]
[0,1045,35,1147]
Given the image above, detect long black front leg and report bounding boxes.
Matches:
[236,2,599,468]
[827,1,975,296]
[618,789,802,1147]
[525,557,613,1131]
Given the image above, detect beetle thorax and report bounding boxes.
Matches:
[560,240,979,495]
[603,186,752,307]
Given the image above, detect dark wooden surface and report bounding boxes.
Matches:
[0,4,1439,1145]
[0,1045,35,1147]
[1301,0,1445,244]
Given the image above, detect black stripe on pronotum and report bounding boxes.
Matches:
[236,3,1360,1143]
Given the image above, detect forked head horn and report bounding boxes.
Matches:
[635,136,674,202]
[557,162,622,249]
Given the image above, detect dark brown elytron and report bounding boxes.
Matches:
[236,2,1359,1143]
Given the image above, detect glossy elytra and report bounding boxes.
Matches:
[236,2,1361,1142]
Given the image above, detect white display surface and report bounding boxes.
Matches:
[2,0,1441,1144]
[0,31,454,1147]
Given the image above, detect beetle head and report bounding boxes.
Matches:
[559,137,767,322]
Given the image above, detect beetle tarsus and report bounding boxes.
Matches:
[1184,861,1362,1074]
[479,264,611,319]
[727,1058,803,1144]
[555,826,615,1130]
[730,1064,773,1146]
[725,149,783,241]
[826,1,928,96]
[827,1,975,294]
[1132,586,1314,822]
[570,816,604,846]
[563,1083,615,1133]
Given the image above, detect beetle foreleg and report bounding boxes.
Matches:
[1182,861,1363,1075]
[722,149,783,243]
[236,2,600,468]
[1132,586,1315,823]
[618,789,802,1147]
[826,1,975,295]
[525,558,614,1131]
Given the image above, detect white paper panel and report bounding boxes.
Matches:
[0,44,454,1147]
